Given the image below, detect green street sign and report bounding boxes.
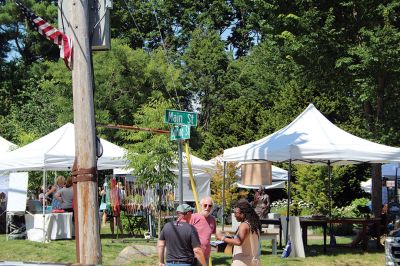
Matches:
[164,109,197,127]
[171,125,191,141]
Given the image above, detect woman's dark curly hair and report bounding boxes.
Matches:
[235,199,261,235]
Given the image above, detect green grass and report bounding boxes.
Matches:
[0,230,386,265]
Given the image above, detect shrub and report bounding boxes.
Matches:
[270,199,314,216]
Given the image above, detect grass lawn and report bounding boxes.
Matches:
[0,230,386,265]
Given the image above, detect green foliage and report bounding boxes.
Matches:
[291,165,330,216]
[210,161,245,219]
[2,0,400,219]
[120,212,147,237]
[332,198,370,219]
[124,94,176,187]
[270,199,314,216]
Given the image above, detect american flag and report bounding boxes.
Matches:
[15,0,72,69]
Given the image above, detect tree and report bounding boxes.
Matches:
[123,93,177,234]
[210,161,247,222]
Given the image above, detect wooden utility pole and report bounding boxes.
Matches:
[71,0,101,264]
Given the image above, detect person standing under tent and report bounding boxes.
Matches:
[55,176,74,212]
[38,186,49,206]
[216,199,261,266]
[107,178,124,235]
[99,185,107,227]
[118,181,126,202]
[253,186,270,219]
[196,197,217,265]
[383,178,389,205]
[158,204,207,266]
[45,176,65,210]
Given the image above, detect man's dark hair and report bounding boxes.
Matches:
[235,199,261,235]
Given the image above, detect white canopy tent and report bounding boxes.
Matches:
[0,136,16,197]
[0,136,17,153]
[222,103,400,239]
[0,123,127,242]
[361,163,400,194]
[171,153,214,201]
[0,137,17,235]
[224,104,400,165]
[114,153,215,202]
[0,123,127,172]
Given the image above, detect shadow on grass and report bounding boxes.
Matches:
[304,240,384,257]
[212,256,231,265]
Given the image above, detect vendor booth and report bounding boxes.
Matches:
[0,123,127,242]
[0,137,17,235]
[223,103,400,257]
[113,153,214,202]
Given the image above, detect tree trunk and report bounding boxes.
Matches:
[376,74,385,122]
[371,164,382,218]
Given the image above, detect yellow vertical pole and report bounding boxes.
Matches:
[184,141,213,265]
[184,141,200,212]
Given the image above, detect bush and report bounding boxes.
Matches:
[270,199,314,216]
[120,212,148,237]
[331,197,370,218]
[330,197,370,235]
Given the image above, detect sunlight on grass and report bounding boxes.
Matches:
[0,232,385,266]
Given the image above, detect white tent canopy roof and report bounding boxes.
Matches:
[0,123,127,171]
[223,104,400,165]
[0,136,16,152]
[113,154,214,202]
[171,153,215,176]
[114,153,215,176]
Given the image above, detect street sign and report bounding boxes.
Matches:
[164,109,197,127]
[171,125,191,141]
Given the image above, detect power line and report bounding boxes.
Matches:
[150,2,182,110]
[121,0,180,108]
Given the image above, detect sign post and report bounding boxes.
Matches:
[164,110,197,203]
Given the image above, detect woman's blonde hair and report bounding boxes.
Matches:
[65,176,73,188]
[55,176,65,186]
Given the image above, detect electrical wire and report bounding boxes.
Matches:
[121,0,178,107]
[150,1,182,110]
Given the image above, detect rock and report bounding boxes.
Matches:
[113,244,157,265]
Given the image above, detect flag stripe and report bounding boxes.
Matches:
[15,0,72,69]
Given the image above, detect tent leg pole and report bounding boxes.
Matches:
[222,161,226,232]
[285,159,291,245]
[328,161,331,218]
[42,170,46,243]
[395,168,398,204]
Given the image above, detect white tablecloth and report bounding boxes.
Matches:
[25,212,74,242]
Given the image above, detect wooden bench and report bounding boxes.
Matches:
[260,232,278,255]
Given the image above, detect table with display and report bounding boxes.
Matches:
[261,217,381,252]
[25,212,74,242]
[260,218,283,249]
[329,217,381,251]
[300,217,381,252]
